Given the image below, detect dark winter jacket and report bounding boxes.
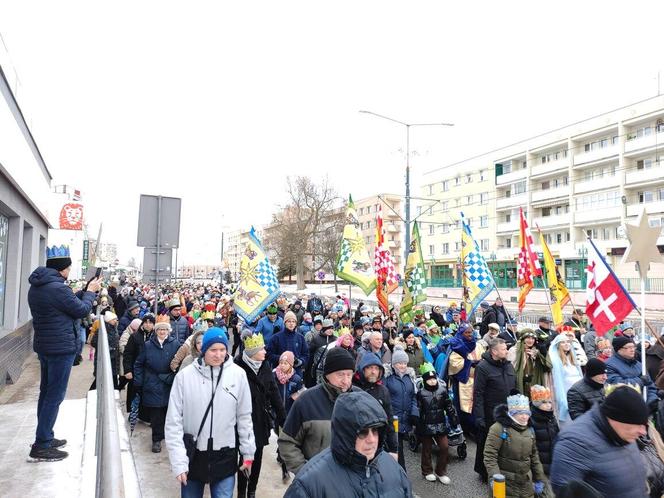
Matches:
[28,267,96,355]
[236,354,286,447]
[274,370,304,415]
[91,323,120,380]
[605,353,658,404]
[352,354,398,453]
[305,332,336,386]
[284,391,412,498]
[566,377,605,420]
[133,334,179,408]
[305,296,323,315]
[484,404,546,498]
[550,405,648,498]
[267,326,309,373]
[278,379,360,474]
[430,310,447,328]
[122,327,152,375]
[529,406,559,476]
[645,343,664,385]
[169,315,190,344]
[118,309,138,334]
[385,369,419,434]
[472,351,516,428]
[416,381,458,436]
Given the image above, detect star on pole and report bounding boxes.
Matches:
[621,208,663,279]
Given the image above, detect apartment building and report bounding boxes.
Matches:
[419,95,664,293]
[354,194,404,269]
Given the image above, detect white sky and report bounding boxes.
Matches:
[2,1,664,265]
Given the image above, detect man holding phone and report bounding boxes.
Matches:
[27,245,102,462]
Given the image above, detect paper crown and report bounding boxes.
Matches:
[419,362,436,376]
[604,383,642,396]
[243,332,265,350]
[201,311,215,321]
[46,245,70,259]
[426,320,438,330]
[167,297,182,309]
[156,314,170,324]
[556,324,574,334]
[204,302,216,312]
[507,394,531,414]
[530,385,552,403]
[266,304,278,314]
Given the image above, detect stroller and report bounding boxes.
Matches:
[408,374,467,460]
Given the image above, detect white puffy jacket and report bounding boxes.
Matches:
[165,356,256,478]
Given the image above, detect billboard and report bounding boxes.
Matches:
[59,203,84,230]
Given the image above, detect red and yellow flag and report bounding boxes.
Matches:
[374,205,400,315]
[517,208,541,311]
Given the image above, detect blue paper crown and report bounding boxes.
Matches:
[46,245,71,260]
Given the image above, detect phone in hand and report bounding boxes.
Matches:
[95,267,102,278]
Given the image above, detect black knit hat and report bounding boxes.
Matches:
[585,358,607,378]
[46,257,73,272]
[612,335,634,353]
[323,348,356,376]
[600,386,649,425]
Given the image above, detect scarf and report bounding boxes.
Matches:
[449,329,477,383]
[242,351,263,375]
[274,366,294,385]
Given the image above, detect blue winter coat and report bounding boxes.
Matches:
[605,353,658,404]
[118,310,136,333]
[550,405,648,498]
[169,315,190,344]
[254,315,284,344]
[28,267,96,355]
[267,327,309,374]
[385,370,419,433]
[134,334,180,408]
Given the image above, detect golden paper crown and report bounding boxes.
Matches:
[201,311,215,321]
[604,383,642,396]
[156,314,170,324]
[530,385,552,403]
[243,333,265,350]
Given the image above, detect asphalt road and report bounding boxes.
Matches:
[404,435,489,498]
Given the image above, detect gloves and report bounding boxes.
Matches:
[533,481,545,494]
[409,415,419,427]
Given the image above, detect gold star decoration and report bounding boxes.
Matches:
[621,208,663,279]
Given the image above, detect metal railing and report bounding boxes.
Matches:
[95,315,125,497]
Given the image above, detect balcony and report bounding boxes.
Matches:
[495,247,518,261]
[530,158,570,178]
[533,214,570,228]
[575,206,622,223]
[496,192,527,210]
[624,131,664,155]
[573,175,620,195]
[625,165,664,188]
[496,168,528,186]
[627,200,664,217]
[496,220,519,233]
[573,144,619,166]
[531,185,570,203]
[385,223,399,233]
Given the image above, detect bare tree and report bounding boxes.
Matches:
[265,176,340,290]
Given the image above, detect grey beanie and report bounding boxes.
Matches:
[392,345,409,366]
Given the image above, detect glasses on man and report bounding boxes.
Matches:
[357,427,380,439]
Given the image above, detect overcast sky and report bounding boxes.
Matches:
[2,1,664,265]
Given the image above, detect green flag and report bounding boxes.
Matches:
[336,195,376,295]
[399,222,427,321]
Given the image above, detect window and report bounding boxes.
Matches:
[636,126,653,138]
[428,245,434,256]
[542,207,552,217]
[480,215,488,228]
[512,181,526,195]
[611,135,619,145]
[639,191,654,203]
[505,238,512,248]
[442,180,449,192]
[480,192,488,205]
[480,239,490,251]
[359,222,364,230]
[466,218,472,227]
[466,174,473,183]
[505,213,511,223]
[428,184,433,195]
[455,242,461,252]
[586,229,598,239]
[556,233,563,244]
[455,177,461,186]
[480,170,486,181]
[541,180,550,190]
[429,224,434,235]
[466,195,473,205]
[442,223,449,233]
[566,231,571,242]
[417,206,422,215]
[442,243,449,254]
[602,227,611,240]
[0,214,7,326]
[455,220,461,230]
[637,159,653,170]
[359,207,364,215]
[441,201,448,211]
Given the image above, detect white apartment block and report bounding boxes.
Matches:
[354,194,404,269]
[419,95,664,294]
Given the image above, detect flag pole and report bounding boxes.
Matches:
[638,263,647,385]
[534,226,555,324]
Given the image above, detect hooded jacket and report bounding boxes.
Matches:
[27,267,96,355]
[133,333,180,408]
[284,391,413,498]
[385,367,418,434]
[550,405,648,498]
[605,352,658,404]
[164,356,255,478]
[484,404,546,497]
[353,353,398,453]
[472,350,516,427]
[278,380,360,474]
[254,315,284,344]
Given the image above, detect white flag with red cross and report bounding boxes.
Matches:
[585,237,637,335]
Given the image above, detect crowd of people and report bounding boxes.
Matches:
[26,249,664,498]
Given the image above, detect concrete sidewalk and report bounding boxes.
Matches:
[0,346,291,498]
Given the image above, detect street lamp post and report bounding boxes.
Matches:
[359,110,453,262]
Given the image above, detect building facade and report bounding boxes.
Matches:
[419,95,664,294]
[0,48,53,387]
[354,193,404,269]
